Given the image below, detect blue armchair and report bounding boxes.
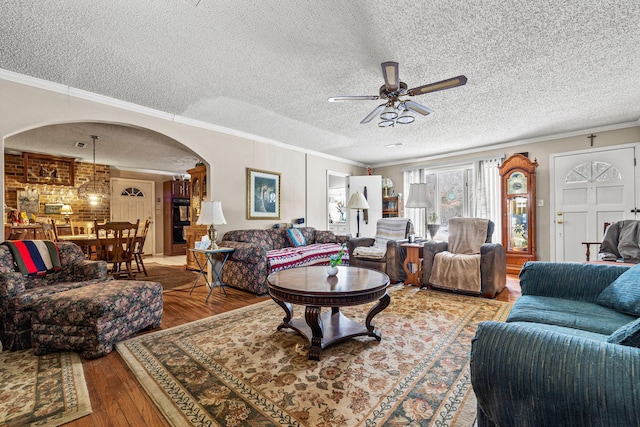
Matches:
[471,262,640,426]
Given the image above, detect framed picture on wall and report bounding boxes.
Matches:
[247,168,281,220]
[17,190,39,213]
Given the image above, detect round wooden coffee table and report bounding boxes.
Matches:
[267,265,390,360]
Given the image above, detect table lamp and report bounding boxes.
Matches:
[196,201,227,250]
[405,183,432,238]
[346,192,370,237]
[60,204,74,224]
[382,177,394,197]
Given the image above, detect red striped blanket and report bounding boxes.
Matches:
[2,240,61,277]
[267,243,349,274]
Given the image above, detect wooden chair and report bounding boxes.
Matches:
[41,222,56,241]
[134,219,151,276]
[581,222,612,262]
[94,220,140,279]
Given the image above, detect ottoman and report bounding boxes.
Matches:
[31,280,163,358]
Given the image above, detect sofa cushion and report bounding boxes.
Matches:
[607,317,640,347]
[596,264,640,316]
[285,228,306,247]
[506,295,636,335]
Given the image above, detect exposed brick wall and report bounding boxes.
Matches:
[4,153,110,223]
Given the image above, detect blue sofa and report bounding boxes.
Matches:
[471,262,640,426]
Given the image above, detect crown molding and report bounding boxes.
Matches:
[0,69,366,168]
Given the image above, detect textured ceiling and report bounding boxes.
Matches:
[1,0,640,173]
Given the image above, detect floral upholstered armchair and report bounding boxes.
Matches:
[0,241,108,350]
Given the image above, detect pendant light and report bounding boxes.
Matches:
[77,135,109,205]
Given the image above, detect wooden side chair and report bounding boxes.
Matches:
[94,220,140,279]
[581,222,611,262]
[134,219,151,276]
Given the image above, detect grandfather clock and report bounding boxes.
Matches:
[499,154,538,274]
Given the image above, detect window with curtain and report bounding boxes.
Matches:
[403,155,503,242]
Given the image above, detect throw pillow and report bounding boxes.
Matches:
[597,264,640,316]
[607,317,640,348]
[286,228,306,247]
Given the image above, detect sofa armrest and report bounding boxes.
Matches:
[421,241,449,286]
[519,261,630,302]
[471,321,640,427]
[0,272,27,299]
[479,243,506,298]
[219,241,267,264]
[384,239,410,283]
[65,260,108,282]
[346,237,376,256]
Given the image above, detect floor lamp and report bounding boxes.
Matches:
[405,183,431,238]
[346,192,370,237]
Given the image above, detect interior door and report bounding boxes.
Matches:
[110,178,155,255]
[346,175,382,238]
[553,146,637,262]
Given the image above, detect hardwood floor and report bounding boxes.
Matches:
[66,274,520,426]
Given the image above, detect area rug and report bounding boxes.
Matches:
[0,350,92,426]
[143,262,199,291]
[117,286,511,426]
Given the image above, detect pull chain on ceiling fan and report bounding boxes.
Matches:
[329,61,467,127]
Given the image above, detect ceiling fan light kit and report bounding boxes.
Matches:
[330,61,466,128]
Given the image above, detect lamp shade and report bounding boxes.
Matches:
[60,204,74,215]
[196,201,227,225]
[405,183,431,208]
[382,178,394,189]
[346,192,370,210]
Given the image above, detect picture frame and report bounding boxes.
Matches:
[17,190,40,214]
[44,203,64,214]
[23,153,75,186]
[247,168,281,220]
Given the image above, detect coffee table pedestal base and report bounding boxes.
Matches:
[274,294,390,360]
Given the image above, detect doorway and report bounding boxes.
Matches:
[551,144,638,262]
[110,178,156,256]
[327,171,348,235]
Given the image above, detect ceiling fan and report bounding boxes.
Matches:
[328,61,467,127]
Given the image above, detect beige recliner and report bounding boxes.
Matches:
[347,218,413,283]
[422,217,506,298]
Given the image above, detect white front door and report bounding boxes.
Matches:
[552,145,637,262]
[110,178,155,255]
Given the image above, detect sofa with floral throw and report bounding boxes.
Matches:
[220,227,350,294]
[0,241,108,351]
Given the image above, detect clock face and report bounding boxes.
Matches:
[507,172,527,195]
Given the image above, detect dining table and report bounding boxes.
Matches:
[57,233,143,259]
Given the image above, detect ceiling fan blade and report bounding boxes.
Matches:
[360,104,385,124]
[328,95,380,102]
[408,75,468,96]
[405,100,434,116]
[381,61,399,92]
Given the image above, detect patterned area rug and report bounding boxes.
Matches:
[0,350,92,426]
[143,262,199,291]
[117,285,511,426]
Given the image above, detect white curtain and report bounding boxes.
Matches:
[473,156,504,243]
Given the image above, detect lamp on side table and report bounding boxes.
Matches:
[196,201,227,250]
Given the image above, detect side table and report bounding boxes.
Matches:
[401,243,423,286]
[189,247,234,301]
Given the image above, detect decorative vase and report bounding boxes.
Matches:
[327,266,338,276]
[427,224,441,239]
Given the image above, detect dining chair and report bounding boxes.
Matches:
[94,220,140,279]
[41,222,56,241]
[134,219,151,276]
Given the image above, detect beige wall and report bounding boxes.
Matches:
[0,77,365,254]
[375,126,640,262]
